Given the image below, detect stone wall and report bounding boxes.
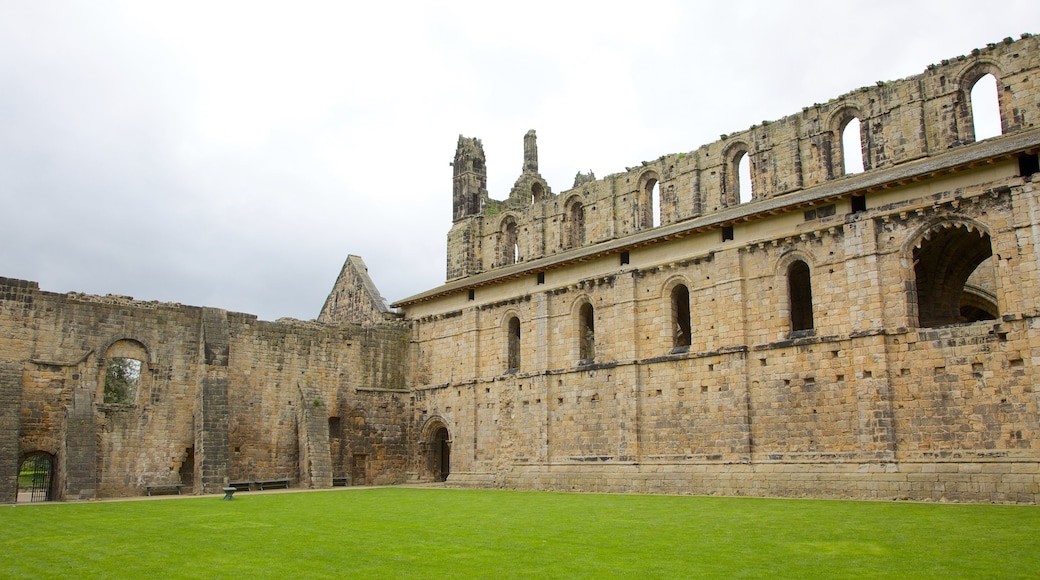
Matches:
[398,34,1040,503]
[0,279,410,500]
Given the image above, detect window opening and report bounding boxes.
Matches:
[507,316,521,371]
[913,224,997,327]
[842,118,865,174]
[537,272,545,285]
[672,284,692,348]
[851,194,867,213]
[970,73,1001,141]
[651,180,661,227]
[468,289,475,301]
[501,219,518,266]
[579,302,595,361]
[1019,153,1040,177]
[567,200,585,248]
[788,260,814,332]
[722,226,734,242]
[531,182,544,204]
[737,152,752,203]
[620,251,630,265]
[104,357,142,404]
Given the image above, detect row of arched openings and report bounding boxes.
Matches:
[497,72,1003,266]
[502,219,997,371]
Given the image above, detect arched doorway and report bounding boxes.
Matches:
[433,427,451,482]
[18,453,54,503]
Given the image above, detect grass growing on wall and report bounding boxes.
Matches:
[1,488,1038,578]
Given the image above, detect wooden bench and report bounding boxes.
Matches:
[332,476,349,487]
[145,483,185,496]
[257,478,290,491]
[228,481,254,492]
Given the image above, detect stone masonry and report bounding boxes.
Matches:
[2,35,1040,503]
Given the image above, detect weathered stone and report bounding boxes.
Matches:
[3,35,1040,504]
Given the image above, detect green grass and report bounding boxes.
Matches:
[1,488,1037,578]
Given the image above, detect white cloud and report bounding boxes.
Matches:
[1,0,1037,320]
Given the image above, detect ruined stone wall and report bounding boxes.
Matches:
[402,35,1040,501]
[318,255,393,326]
[408,170,1040,501]
[0,280,411,500]
[445,34,1040,281]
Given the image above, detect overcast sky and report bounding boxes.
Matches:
[1,2,1036,321]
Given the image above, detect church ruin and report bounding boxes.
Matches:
[3,34,1040,503]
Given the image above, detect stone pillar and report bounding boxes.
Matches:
[0,362,21,504]
[63,386,97,500]
[195,308,230,494]
[523,129,538,172]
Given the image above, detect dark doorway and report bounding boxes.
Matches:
[18,453,53,503]
[434,427,451,482]
[178,446,194,492]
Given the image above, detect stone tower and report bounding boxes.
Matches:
[451,136,488,223]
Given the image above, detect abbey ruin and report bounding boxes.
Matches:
[4,35,1040,504]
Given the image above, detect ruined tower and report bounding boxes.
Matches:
[451,136,488,223]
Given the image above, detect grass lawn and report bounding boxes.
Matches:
[0,488,1037,578]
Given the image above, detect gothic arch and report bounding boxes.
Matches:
[420,416,453,482]
[904,218,998,327]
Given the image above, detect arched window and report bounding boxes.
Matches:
[101,339,148,404]
[566,198,585,249]
[912,222,997,327]
[579,302,595,361]
[104,358,142,404]
[637,173,660,229]
[532,182,544,204]
[500,217,518,266]
[737,152,753,203]
[671,284,691,348]
[841,117,865,174]
[788,260,814,333]
[506,316,521,371]
[970,73,1002,141]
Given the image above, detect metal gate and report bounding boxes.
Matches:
[19,454,52,503]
